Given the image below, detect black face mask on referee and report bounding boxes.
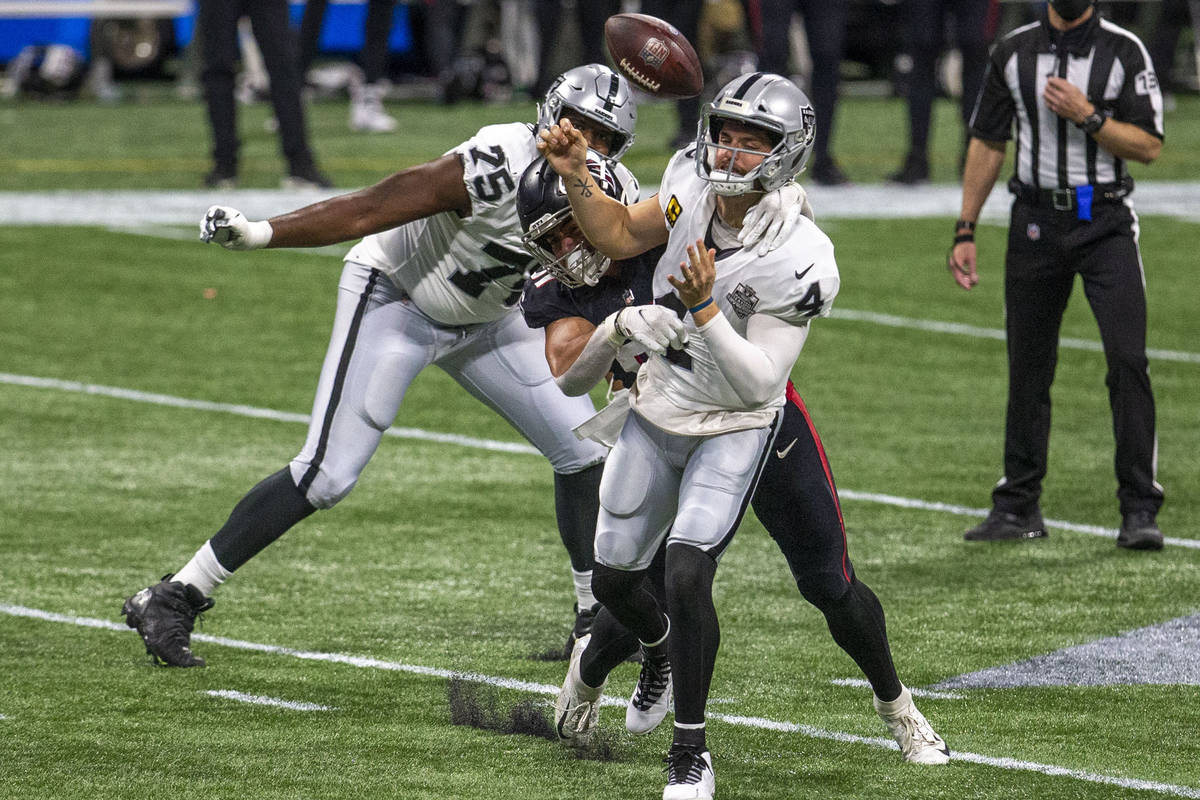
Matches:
[1048,0,1092,22]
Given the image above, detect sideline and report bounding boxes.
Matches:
[2,371,1196,549]
[2,602,1198,799]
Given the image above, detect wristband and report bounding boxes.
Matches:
[605,309,630,348]
[688,297,714,314]
[954,219,976,233]
[953,232,975,244]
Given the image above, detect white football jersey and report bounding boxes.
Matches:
[631,148,840,435]
[346,123,540,326]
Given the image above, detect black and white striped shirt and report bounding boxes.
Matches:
[968,10,1164,190]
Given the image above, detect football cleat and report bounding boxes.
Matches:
[964,509,1046,541]
[122,574,214,667]
[349,83,398,133]
[627,643,672,734]
[555,633,606,744]
[1117,511,1164,550]
[874,687,950,765]
[662,745,714,800]
[563,602,600,660]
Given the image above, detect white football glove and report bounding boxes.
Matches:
[738,182,814,256]
[614,305,689,357]
[200,205,273,250]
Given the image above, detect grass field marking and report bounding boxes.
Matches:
[0,372,540,456]
[5,603,1200,798]
[836,489,1199,549]
[204,689,334,712]
[830,308,1200,365]
[3,371,1197,548]
[829,678,964,700]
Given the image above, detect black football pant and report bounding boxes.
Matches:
[754,0,848,165]
[299,0,396,84]
[197,0,316,173]
[901,0,992,160]
[997,201,1164,517]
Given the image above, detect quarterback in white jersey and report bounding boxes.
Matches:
[632,146,839,436]
[539,72,857,799]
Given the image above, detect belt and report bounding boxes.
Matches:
[1008,177,1132,211]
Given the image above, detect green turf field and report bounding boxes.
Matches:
[1,91,1197,799]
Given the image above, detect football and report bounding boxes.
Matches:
[603,13,704,99]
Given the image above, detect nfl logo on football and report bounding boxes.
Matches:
[726,283,760,318]
[639,38,670,68]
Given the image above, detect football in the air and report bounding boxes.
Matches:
[603,13,704,99]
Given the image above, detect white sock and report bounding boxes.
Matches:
[572,568,597,610]
[874,685,913,716]
[172,541,232,596]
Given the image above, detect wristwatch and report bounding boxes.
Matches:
[1076,111,1105,135]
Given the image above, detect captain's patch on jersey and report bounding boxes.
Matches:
[726,282,760,318]
[664,195,682,227]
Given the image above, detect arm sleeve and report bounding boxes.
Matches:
[694,311,809,407]
[1111,39,1165,139]
[554,315,624,396]
[968,47,1016,142]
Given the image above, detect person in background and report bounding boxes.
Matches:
[197,0,332,188]
[299,0,399,133]
[948,0,1166,549]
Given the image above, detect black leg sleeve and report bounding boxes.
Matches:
[664,543,720,727]
[592,563,668,645]
[209,468,317,571]
[553,462,602,572]
[578,605,639,687]
[820,578,902,701]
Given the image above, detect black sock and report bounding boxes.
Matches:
[209,468,316,571]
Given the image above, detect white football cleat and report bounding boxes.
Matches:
[627,643,672,734]
[873,686,950,764]
[555,634,605,744]
[350,83,398,133]
[662,746,714,800]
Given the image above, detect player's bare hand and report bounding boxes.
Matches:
[1043,77,1092,124]
[667,239,716,308]
[947,241,979,290]
[537,117,589,177]
[200,205,273,251]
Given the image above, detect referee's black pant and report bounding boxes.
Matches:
[197,0,317,174]
[995,200,1165,518]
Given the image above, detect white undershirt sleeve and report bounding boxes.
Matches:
[554,312,625,397]
[694,311,809,406]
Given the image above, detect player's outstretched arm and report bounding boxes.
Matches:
[200,154,473,251]
[538,118,668,260]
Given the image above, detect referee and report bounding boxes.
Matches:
[947,0,1165,549]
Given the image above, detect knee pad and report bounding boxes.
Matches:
[289,460,356,509]
[591,563,644,608]
[795,568,854,612]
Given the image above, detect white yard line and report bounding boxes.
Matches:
[204,689,334,712]
[829,678,965,700]
[2,371,1196,549]
[1,603,1197,799]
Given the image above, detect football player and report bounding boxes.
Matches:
[537,73,949,800]
[121,64,803,671]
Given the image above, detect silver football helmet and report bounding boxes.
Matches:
[537,64,637,161]
[517,151,638,288]
[695,72,817,196]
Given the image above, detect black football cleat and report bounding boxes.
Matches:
[122,574,214,667]
[964,510,1047,541]
[1117,511,1164,550]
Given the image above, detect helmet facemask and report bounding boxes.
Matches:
[521,208,612,288]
